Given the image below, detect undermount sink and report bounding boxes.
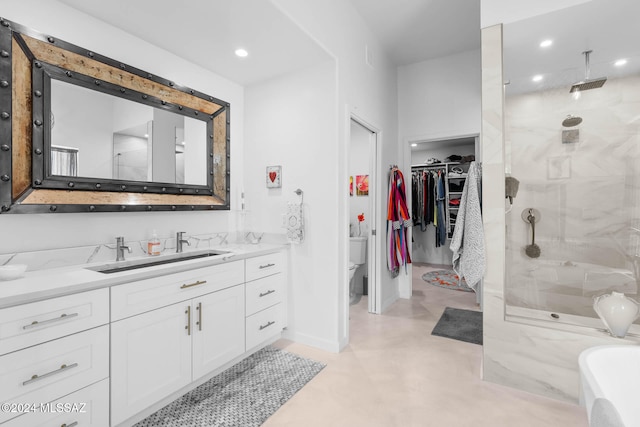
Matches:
[87,249,231,274]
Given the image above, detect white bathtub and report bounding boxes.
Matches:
[579,345,640,426]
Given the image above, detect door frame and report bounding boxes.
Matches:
[400,132,480,299]
[349,115,380,315]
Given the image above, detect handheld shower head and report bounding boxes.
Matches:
[570,50,607,93]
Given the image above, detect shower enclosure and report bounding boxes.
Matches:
[502,0,640,333]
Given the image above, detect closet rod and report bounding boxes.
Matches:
[410,164,447,171]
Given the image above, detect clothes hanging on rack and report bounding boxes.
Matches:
[412,172,424,230]
[410,167,447,246]
[387,167,412,277]
[435,170,447,247]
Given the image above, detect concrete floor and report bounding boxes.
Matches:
[265,263,589,427]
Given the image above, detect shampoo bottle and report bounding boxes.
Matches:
[148,230,161,256]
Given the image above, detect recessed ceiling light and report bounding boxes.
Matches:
[539,39,553,48]
[411,143,417,147]
[532,75,543,82]
[234,48,248,58]
[144,133,149,138]
[614,59,628,67]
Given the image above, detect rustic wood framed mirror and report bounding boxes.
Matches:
[0,18,230,213]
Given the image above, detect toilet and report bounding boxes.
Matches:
[349,236,367,304]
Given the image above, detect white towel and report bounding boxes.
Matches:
[449,162,485,290]
[286,201,304,244]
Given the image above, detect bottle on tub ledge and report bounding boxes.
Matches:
[147,230,161,256]
[593,292,640,338]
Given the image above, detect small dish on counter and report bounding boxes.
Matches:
[0,264,27,281]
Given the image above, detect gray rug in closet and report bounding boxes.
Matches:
[134,346,325,427]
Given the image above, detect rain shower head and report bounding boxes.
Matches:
[562,115,583,127]
[570,50,607,93]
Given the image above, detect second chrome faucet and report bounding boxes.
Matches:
[116,236,132,261]
[177,231,190,253]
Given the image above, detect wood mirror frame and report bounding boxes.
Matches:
[0,18,230,214]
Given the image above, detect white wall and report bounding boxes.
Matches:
[398,49,481,142]
[0,0,244,253]
[272,0,400,347]
[244,60,338,350]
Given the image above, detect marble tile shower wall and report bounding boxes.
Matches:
[481,25,637,404]
[504,75,640,312]
[1,231,285,271]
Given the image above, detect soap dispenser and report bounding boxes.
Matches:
[148,230,161,256]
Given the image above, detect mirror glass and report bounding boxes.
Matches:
[50,79,207,185]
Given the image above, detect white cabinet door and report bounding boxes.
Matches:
[110,303,192,426]
[192,285,245,380]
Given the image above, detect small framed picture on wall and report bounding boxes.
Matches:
[266,165,282,188]
[356,175,369,196]
[349,176,354,196]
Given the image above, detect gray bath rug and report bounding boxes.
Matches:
[431,307,483,345]
[134,346,325,427]
[422,269,473,292]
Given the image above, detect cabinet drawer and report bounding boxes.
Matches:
[111,260,244,320]
[245,273,283,316]
[3,378,109,427]
[245,303,283,350]
[246,252,284,282]
[0,325,109,424]
[0,288,109,356]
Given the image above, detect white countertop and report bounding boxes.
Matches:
[0,243,286,309]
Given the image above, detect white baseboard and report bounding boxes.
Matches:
[281,329,341,353]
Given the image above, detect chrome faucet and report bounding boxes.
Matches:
[115,236,132,262]
[176,231,190,253]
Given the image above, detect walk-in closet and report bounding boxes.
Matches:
[410,136,479,265]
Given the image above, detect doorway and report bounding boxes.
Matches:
[403,133,481,306]
[348,117,379,315]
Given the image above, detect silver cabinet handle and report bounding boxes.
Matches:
[259,289,276,297]
[185,306,191,336]
[180,280,207,289]
[62,422,78,427]
[22,363,79,386]
[196,302,202,331]
[22,313,79,330]
[259,320,275,331]
[259,263,275,269]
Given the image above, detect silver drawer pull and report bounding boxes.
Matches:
[259,320,275,331]
[197,302,202,331]
[22,313,79,330]
[62,422,78,427]
[259,289,276,298]
[180,280,207,289]
[23,363,79,386]
[259,263,275,269]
